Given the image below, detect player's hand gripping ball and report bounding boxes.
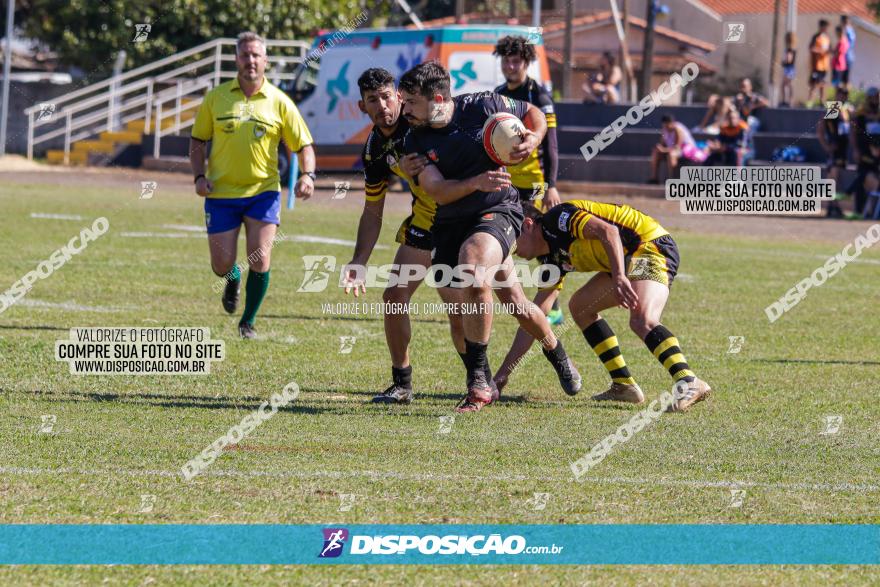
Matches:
[482,112,527,166]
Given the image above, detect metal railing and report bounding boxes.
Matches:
[24,38,309,162]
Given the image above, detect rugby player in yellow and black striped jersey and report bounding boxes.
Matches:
[341,68,464,405]
[495,200,711,413]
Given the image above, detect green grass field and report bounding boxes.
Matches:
[1,174,878,585]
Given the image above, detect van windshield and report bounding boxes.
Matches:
[289,57,320,103]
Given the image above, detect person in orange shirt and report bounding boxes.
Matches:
[706,110,750,167]
[808,19,832,105]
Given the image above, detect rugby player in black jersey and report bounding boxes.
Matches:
[342,68,464,405]
[398,61,582,412]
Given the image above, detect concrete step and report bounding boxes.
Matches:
[555,101,829,134]
[73,140,117,154]
[126,113,195,133]
[46,150,88,165]
[99,130,143,144]
[557,126,827,162]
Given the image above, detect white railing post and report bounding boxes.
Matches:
[107,78,115,132]
[27,112,34,160]
[175,80,182,132]
[213,43,222,88]
[145,80,153,133]
[153,102,162,159]
[64,111,72,164]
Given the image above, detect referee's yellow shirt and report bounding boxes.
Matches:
[191,77,313,199]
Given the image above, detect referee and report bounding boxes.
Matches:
[190,32,316,339]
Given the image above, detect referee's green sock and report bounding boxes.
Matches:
[240,270,270,326]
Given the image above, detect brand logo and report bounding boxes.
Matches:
[319,528,349,558]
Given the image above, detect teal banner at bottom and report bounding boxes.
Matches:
[0,524,877,565]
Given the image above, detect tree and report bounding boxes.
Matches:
[16,0,385,78]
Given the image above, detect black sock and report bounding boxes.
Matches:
[458,351,468,367]
[542,338,569,366]
[392,365,412,388]
[464,339,489,378]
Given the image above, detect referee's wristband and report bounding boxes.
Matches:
[194,174,206,184]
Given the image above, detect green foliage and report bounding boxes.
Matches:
[17,0,385,78]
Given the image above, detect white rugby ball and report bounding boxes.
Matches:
[482,112,527,166]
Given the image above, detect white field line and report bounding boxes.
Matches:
[120,232,388,249]
[711,245,880,266]
[16,299,126,313]
[0,466,875,494]
[160,224,205,232]
[30,213,84,220]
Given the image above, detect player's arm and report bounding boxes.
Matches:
[343,196,386,297]
[850,115,863,161]
[189,138,212,197]
[538,92,561,207]
[281,99,316,200]
[417,164,511,205]
[580,215,638,309]
[190,94,213,197]
[509,103,547,164]
[295,144,317,200]
[816,122,832,153]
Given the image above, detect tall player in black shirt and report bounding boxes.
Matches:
[399,61,581,412]
[342,68,464,405]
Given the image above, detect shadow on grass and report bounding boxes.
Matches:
[0,324,68,332]
[8,388,328,414]
[750,358,880,366]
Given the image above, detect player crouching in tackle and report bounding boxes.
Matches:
[342,68,464,404]
[190,32,316,339]
[499,200,711,413]
[399,61,582,412]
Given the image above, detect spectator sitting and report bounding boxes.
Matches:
[693,94,734,135]
[706,109,750,167]
[734,78,768,133]
[648,114,707,183]
[581,51,622,104]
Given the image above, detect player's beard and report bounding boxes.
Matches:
[403,114,426,128]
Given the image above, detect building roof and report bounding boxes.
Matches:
[699,0,875,20]
[546,50,717,74]
[409,11,716,53]
[541,11,716,53]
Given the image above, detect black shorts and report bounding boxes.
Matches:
[395,215,433,251]
[829,142,849,169]
[512,184,545,208]
[622,234,680,288]
[810,70,827,84]
[431,207,524,269]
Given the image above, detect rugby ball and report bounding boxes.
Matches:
[482,112,527,166]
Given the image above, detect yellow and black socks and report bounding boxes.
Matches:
[240,270,270,327]
[582,318,636,385]
[643,324,695,383]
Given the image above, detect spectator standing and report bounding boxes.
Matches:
[841,15,856,77]
[831,25,850,89]
[780,32,797,106]
[807,20,832,105]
